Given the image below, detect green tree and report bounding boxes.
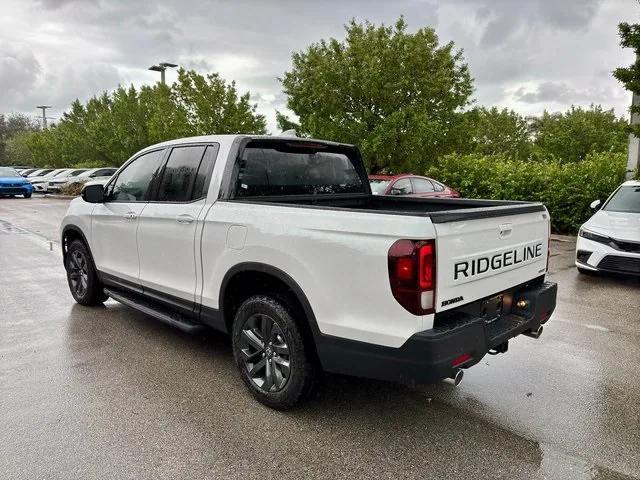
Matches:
[25,69,266,167]
[450,107,531,159]
[531,105,628,162]
[613,21,640,137]
[275,110,300,133]
[5,131,36,166]
[0,113,39,165]
[173,69,267,135]
[281,17,473,173]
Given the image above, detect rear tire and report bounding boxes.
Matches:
[65,240,108,305]
[23,192,31,198]
[232,295,317,410]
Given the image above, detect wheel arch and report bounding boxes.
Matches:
[61,225,91,264]
[219,262,321,359]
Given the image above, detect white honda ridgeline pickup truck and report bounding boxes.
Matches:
[61,135,557,409]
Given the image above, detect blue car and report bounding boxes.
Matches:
[0,167,34,198]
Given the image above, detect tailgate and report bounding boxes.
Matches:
[434,209,549,312]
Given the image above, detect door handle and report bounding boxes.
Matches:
[176,214,195,224]
[123,212,137,220]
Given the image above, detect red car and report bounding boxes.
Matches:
[368,174,460,198]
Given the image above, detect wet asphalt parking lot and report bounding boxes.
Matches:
[1,196,639,480]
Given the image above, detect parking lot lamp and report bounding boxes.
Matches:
[148,62,178,85]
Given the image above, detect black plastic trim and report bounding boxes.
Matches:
[316,280,557,385]
[428,203,545,223]
[99,270,226,329]
[218,261,320,335]
[99,271,144,295]
[60,224,90,260]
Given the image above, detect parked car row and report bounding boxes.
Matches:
[14,167,117,193]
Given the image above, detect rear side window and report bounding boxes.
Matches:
[235,140,364,197]
[390,178,413,195]
[412,178,435,193]
[109,149,165,202]
[157,146,206,202]
[92,169,116,177]
[191,145,218,200]
[432,181,445,192]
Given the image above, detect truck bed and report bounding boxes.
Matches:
[232,193,545,222]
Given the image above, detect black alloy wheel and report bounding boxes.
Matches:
[239,312,292,392]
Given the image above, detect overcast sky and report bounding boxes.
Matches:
[1,0,638,132]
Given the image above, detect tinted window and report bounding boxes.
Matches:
[412,177,435,193]
[93,169,116,177]
[236,141,364,197]
[390,178,413,195]
[157,146,206,202]
[192,145,218,200]
[109,149,164,202]
[432,181,445,192]
[603,186,640,213]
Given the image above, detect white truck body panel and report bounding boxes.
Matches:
[434,211,549,313]
[61,134,552,351]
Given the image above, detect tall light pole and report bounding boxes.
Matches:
[148,62,178,84]
[36,105,52,129]
[627,91,640,180]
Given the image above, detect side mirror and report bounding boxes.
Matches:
[82,183,105,203]
[589,199,601,211]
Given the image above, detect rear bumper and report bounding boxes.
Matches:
[316,280,557,385]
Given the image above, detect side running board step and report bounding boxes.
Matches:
[104,288,205,334]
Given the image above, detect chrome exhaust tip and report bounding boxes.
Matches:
[443,368,464,387]
[523,325,544,339]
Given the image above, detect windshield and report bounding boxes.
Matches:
[236,140,365,197]
[603,186,640,213]
[0,167,20,177]
[68,170,87,177]
[369,179,390,195]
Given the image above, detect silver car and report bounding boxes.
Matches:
[30,169,73,192]
[45,168,88,193]
[47,167,117,193]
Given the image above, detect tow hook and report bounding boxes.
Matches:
[443,369,464,386]
[523,325,544,339]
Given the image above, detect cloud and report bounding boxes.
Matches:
[0,42,42,104]
[510,81,628,114]
[0,0,635,131]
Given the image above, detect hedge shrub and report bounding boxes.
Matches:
[426,152,628,234]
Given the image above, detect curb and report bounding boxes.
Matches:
[42,194,76,199]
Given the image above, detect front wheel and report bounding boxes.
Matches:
[23,192,32,198]
[65,240,108,305]
[232,295,317,410]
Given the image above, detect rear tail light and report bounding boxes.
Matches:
[388,239,436,315]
